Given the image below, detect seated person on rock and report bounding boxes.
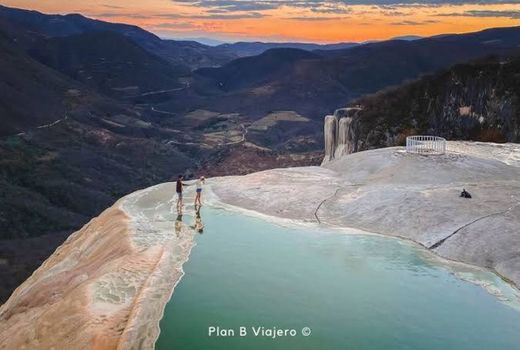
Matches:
[460,188,472,199]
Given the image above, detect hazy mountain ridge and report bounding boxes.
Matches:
[0,4,236,69]
[28,31,187,97]
[195,48,321,91]
[188,26,520,125]
[0,5,159,42]
[216,41,358,57]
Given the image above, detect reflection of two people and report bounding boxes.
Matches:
[174,205,204,236]
[190,205,204,234]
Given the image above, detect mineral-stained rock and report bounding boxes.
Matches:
[0,185,196,350]
[323,115,337,163]
[322,108,362,164]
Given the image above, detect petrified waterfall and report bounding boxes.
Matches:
[323,115,337,163]
[335,117,355,158]
[322,107,361,164]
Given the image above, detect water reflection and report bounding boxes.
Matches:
[175,214,183,238]
[173,205,205,237]
[191,205,204,234]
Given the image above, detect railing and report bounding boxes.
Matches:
[406,135,446,155]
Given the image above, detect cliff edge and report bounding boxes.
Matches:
[0,186,196,350]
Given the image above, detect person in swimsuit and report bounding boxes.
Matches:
[194,176,205,207]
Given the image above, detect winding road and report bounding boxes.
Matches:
[10,115,69,137]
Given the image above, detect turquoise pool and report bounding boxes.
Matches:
[155,207,520,350]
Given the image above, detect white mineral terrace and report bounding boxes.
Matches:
[0,141,519,349]
[211,141,520,288]
[0,186,198,350]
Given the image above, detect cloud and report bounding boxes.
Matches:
[92,12,150,19]
[310,4,351,14]
[167,1,520,22]
[173,0,280,12]
[172,0,520,10]
[391,19,440,25]
[195,11,266,19]
[150,13,184,19]
[172,0,355,16]
[436,10,520,19]
[148,12,267,20]
[102,4,124,9]
[286,16,346,21]
[381,10,407,16]
[153,22,199,29]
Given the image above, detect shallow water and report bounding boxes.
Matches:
[155,206,520,350]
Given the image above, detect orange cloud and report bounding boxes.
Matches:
[2,1,520,42]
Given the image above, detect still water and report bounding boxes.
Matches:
[155,207,520,350]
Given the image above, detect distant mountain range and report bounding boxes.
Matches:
[216,41,359,57]
[180,37,227,46]
[175,35,422,50]
[391,35,423,41]
[0,5,420,67]
[190,26,520,121]
[0,5,236,69]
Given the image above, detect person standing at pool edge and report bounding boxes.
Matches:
[195,176,205,207]
[176,175,190,212]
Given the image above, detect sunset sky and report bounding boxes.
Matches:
[3,0,520,43]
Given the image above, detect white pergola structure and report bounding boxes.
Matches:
[406,135,447,155]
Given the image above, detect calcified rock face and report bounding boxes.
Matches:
[213,141,520,289]
[336,117,355,158]
[0,184,196,350]
[2,141,520,349]
[323,115,337,163]
[322,108,361,164]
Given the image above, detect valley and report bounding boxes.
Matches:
[1,3,520,303]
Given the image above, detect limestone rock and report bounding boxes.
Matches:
[322,108,362,164]
[213,142,520,288]
[323,115,337,163]
[0,185,196,350]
